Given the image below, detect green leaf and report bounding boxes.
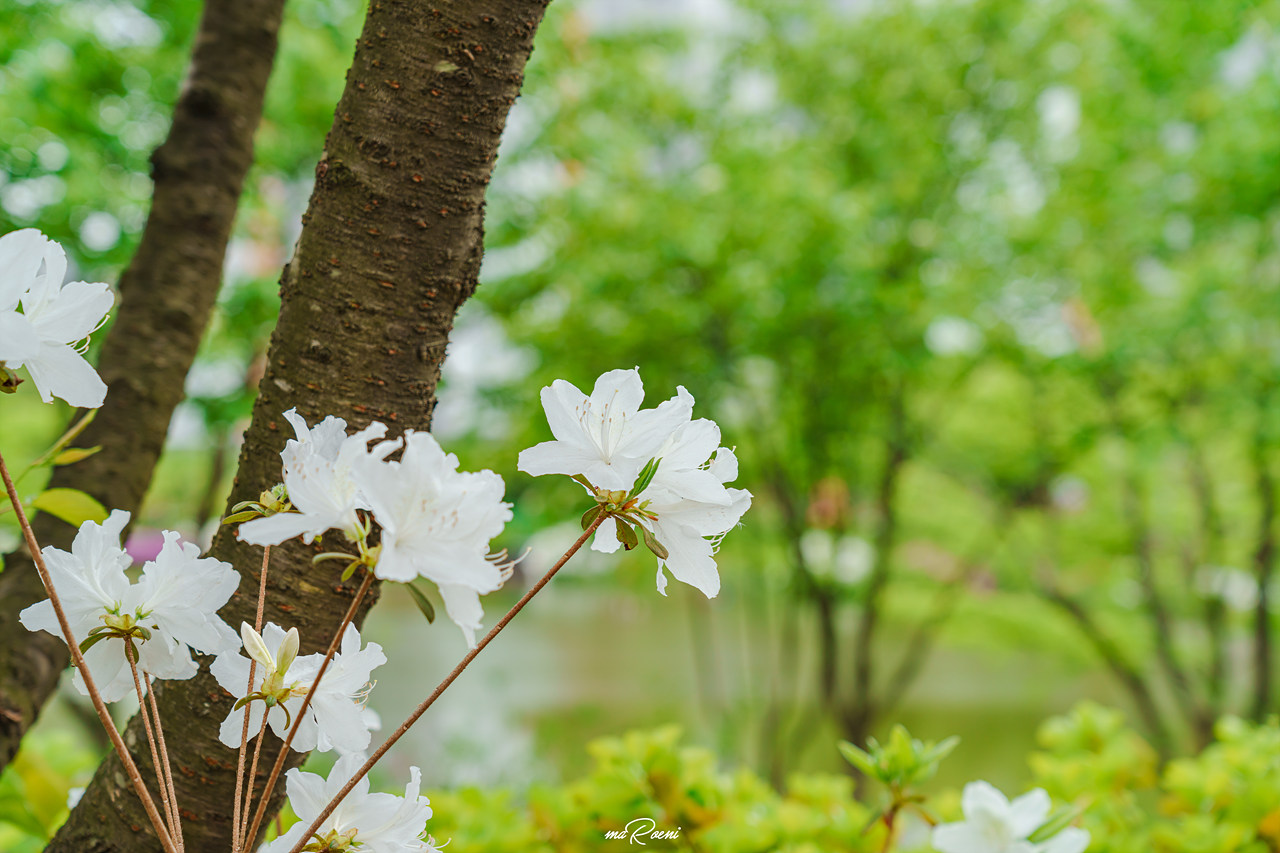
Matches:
[78,632,114,655]
[51,446,102,466]
[617,520,639,550]
[640,524,669,560]
[838,741,878,778]
[405,582,437,624]
[222,510,260,526]
[630,457,661,497]
[581,504,603,531]
[340,561,360,581]
[312,551,355,565]
[31,489,108,528]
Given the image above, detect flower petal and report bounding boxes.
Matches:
[20,341,108,407]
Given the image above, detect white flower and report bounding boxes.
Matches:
[517,367,695,490]
[260,753,432,853]
[932,781,1090,853]
[356,430,512,647]
[212,622,386,755]
[593,417,751,598]
[0,228,113,407]
[19,511,241,701]
[238,409,399,546]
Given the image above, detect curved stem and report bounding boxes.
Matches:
[232,545,271,852]
[0,450,178,853]
[242,569,374,847]
[146,672,183,852]
[285,514,607,853]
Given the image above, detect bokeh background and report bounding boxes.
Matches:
[3,0,1280,839]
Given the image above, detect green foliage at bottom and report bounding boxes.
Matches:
[4,706,1280,852]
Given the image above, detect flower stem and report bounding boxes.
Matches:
[125,640,182,852]
[285,514,607,853]
[0,450,178,853]
[239,710,271,853]
[147,673,183,853]
[242,569,374,848]
[232,545,271,853]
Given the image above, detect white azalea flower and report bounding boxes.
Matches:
[19,511,241,701]
[356,430,513,647]
[932,781,1090,853]
[238,409,399,546]
[259,753,433,853]
[212,622,386,755]
[593,417,751,598]
[517,367,695,490]
[0,228,113,407]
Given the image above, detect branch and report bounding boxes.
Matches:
[1251,387,1276,721]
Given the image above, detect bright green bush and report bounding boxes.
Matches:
[4,706,1279,851]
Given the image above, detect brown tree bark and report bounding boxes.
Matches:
[49,1,549,850]
[0,0,287,772]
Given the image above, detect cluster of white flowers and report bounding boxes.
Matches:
[0,229,113,408]
[933,781,1090,853]
[238,409,513,647]
[19,511,240,701]
[6,226,756,853]
[518,368,751,597]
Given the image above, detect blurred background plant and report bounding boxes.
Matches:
[3,0,1280,848]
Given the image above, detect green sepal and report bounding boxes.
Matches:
[405,582,437,624]
[340,561,360,582]
[232,696,253,712]
[630,457,661,497]
[640,525,669,560]
[581,505,603,531]
[231,500,261,514]
[312,552,354,565]
[222,510,260,526]
[134,625,152,642]
[617,520,639,550]
[78,631,114,655]
[571,474,595,491]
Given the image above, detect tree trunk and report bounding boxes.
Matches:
[0,0,287,772]
[49,1,549,850]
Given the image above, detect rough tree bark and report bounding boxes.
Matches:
[49,1,550,850]
[0,0,287,772]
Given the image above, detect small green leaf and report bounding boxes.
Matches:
[233,697,252,712]
[581,504,603,531]
[617,520,639,550]
[340,561,360,581]
[630,457,661,497]
[838,741,878,779]
[640,525,669,560]
[222,510,260,526]
[405,582,437,624]
[78,632,114,654]
[51,446,102,466]
[31,488,108,527]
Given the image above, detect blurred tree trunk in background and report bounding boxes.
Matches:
[49,0,549,849]
[0,0,288,773]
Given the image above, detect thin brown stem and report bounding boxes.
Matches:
[285,514,607,853]
[146,674,183,852]
[0,449,178,853]
[232,545,271,853]
[126,640,179,847]
[242,569,375,847]
[240,711,271,853]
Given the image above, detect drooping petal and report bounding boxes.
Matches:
[238,511,324,547]
[20,340,108,407]
[591,516,623,554]
[438,583,484,648]
[650,517,721,598]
